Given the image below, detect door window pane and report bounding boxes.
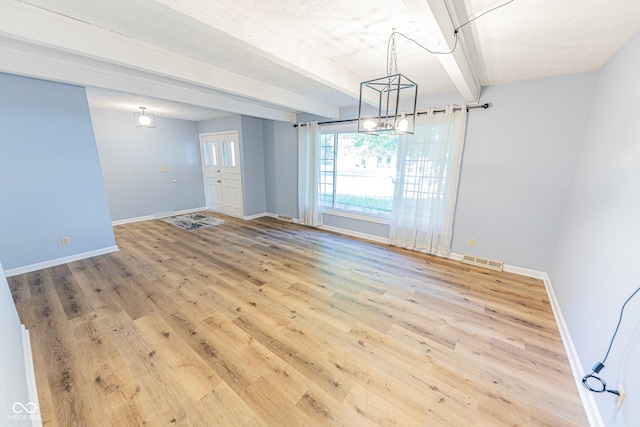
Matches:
[229,140,236,167]
[222,141,228,166]
[203,142,211,166]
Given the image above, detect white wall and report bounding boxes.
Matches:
[549,32,640,426]
[91,109,205,221]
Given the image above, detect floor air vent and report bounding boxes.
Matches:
[277,215,294,223]
[461,254,504,272]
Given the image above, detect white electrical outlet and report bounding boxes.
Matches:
[469,238,476,247]
[61,237,70,246]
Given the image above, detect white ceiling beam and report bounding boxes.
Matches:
[0,44,296,123]
[401,0,481,103]
[0,0,335,120]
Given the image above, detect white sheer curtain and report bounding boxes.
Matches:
[298,121,323,226]
[389,105,467,256]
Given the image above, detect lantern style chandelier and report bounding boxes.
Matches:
[357,30,417,135]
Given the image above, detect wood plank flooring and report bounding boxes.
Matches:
[8,214,589,426]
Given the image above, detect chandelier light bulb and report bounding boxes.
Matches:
[138,114,151,126]
[396,116,409,131]
[363,119,377,130]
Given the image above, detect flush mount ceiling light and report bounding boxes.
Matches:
[358,30,417,135]
[134,106,156,128]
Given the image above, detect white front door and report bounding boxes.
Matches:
[199,131,244,218]
[219,133,244,217]
[199,134,222,212]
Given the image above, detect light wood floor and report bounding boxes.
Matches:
[9,214,588,426]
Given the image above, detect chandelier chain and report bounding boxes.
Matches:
[388,32,398,75]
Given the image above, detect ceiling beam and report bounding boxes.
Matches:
[152,0,373,106]
[0,1,336,120]
[401,0,481,103]
[0,44,296,123]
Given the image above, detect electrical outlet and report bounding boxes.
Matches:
[469,238,476,247]
[61,237,70,246]
[617,384,626,411]
[161,166,168,172]
[291,206,295,213]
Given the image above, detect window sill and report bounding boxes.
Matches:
[321,209,390,225]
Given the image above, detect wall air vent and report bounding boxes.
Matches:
[461,254,504,272]
[276,215,294,223]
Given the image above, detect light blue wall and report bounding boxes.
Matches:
[453,72,596,271]
[549,32,640,426]
[263,120,298,216]
[91,109,204,221]
[0,261,30,425]
[279,73,596,271]
[0,73,116,270]
[197,115,242,134]
[240,116,267,216]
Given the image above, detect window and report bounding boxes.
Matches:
[320,131,398,217]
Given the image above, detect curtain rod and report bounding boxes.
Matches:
[293,103,490,127]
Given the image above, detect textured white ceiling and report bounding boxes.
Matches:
[1,0,639,121]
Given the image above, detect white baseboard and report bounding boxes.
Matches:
[112,207,207,226]
[243,212,270,221]
[449,252,547,280]
[263,212,302,224]
[503,264,548,280]
[21,325,42,427]
[112,214,153,226]
[4,245,119,277]
[318,224,388,244]
[448,252,464,261]
[542,274,604,427]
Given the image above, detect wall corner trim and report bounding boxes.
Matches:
[4,246,119,277]
[21,325,42,427]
